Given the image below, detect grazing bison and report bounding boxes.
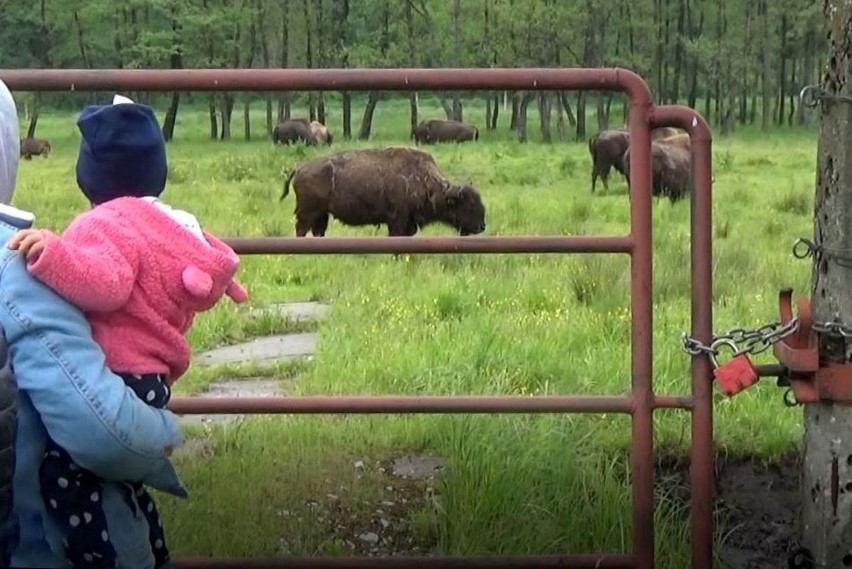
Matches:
[621,141,692,203]
[272,118,317,146]
[310,121,333,146]
[651,127,680,140]
[20,137,51,160]
[412,119,479,144]
[587,127,686,193]
[279,147,487,237]
[656,132,690,152]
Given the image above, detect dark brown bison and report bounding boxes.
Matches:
[621,141,692,203]
[587,127,686,193]
[310,121,333,146]
[412,119,479,144]
[279,147,487,237]
[20,137,51,160]
[588,130,630,193]
[272,118,317,146]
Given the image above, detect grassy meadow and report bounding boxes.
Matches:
[12,94,820,567]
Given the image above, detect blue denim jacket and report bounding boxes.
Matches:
[0,209,188,568]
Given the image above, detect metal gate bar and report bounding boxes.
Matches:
[0,68,713,569]
[168,394,694,415]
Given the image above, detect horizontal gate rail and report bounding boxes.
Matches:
[173,553,636,568]
[0,67,713,569]
[168,394,694,415]
[220,235,634,255]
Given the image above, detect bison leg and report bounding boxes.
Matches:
[387,217,417,237]
[311,214,330,237]
[295,217,314,237]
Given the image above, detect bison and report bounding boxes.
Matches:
[412,119,479,144]
[651,127,681,141]
[20,137,51,160]
[272,118,317,146]
[310,121,333,146]
[656,132,690,152]
[587,127,686,193]
[621,141,692,203]
[279,147,487,238]
[588,129,630,193]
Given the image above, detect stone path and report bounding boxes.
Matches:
[175,301,328,428]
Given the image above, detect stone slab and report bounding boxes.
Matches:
[249,301,330,322]
[196,333,317,366]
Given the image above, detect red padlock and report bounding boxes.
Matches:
[710,339,760,397]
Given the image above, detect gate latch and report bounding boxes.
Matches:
[773,288,852,405]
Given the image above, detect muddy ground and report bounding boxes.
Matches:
[661,452,803,569]
[327,451,805,566]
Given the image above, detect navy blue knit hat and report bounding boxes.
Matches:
[75,94,167,205]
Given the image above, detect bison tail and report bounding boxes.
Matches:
[280,170,296,201]
[474,126,479,141]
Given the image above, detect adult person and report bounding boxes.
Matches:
[0,79,187,568]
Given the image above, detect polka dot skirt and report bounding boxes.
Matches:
[40,372,172,569]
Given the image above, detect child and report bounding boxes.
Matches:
[8,94,247,569]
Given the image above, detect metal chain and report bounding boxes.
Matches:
[681,318,801,360]
[682,317,852,362]
[799,84,852,108]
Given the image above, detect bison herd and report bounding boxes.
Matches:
[588,126,692,202]
[21,113,693,240]
[275,114,694,238]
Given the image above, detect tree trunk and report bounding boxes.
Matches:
[516,93,531,143]
[490,94,500,130]
[777,12,788,126]
[209,97,218,140]
[560,92,577,127]
[244,101,251,141]
[342,92,352,140]
[555,94,567,142]
[26,95,40,139]
[801,4,852,568]
[671,0,685,103]
[358,92,380,140]
[220,95,235,140]
[538,93,552,144]
[161,5,183,143]
[409,94,418,139]
[279,3,290,125]
[162,94,180,142]
[575,91,587,141]
[761,0,770,129]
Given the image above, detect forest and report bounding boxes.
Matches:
[0,0,826,143]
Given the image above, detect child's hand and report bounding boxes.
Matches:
[7,228,46,261]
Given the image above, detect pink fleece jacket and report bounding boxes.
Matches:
[26,196,248,385]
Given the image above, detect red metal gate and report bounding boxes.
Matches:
[0,68,714,569]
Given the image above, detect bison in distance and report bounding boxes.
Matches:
[20,137,51,160]
[272,118,318,146]
[587,127,684,193]
[279,147,487,238]
[412,119,479,145]
[622,137,692,203]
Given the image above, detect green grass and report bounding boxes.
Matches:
[12,96,820,567]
